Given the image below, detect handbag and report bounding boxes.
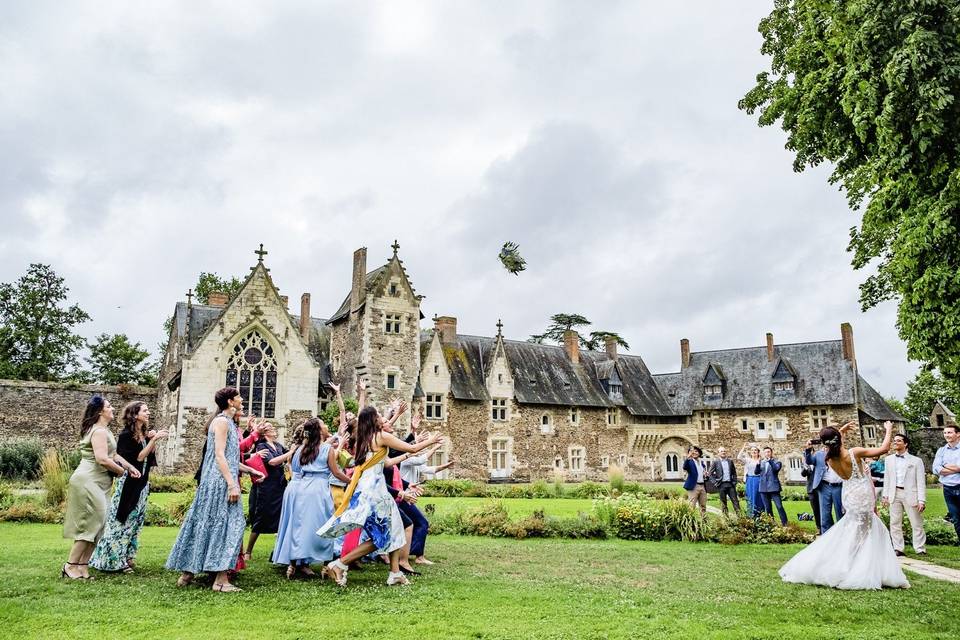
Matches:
[704,475,720,494]
[244,452,267,483]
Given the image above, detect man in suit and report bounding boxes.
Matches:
[758,447,787,525]
[882,433,927,556]
[801,457,822,533]
[683,446,707,515]
[805,438,844,533]
[709,447,742,517]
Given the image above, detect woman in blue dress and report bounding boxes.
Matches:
[273,418,351,578]
[319,404,443,587]
[166,387,248,592]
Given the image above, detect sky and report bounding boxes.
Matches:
[0,1,917,398]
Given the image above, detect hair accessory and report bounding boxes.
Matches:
[89,395,105,408]
[822,436,839,445]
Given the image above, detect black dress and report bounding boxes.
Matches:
[248,440,287,534]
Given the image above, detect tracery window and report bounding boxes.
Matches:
[225,329,278,418]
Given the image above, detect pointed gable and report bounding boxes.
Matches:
[771,357,797,382]
[703,363,725,385]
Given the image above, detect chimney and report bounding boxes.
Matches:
[564,330,580,364]
[605,335,618,360]
[435,316,457,344]
[299,293,311,340]
[207,291,228,307]
[766,332,775,362]
[350,247,367,313]
[680,338,690,369]
[841,322,856,363]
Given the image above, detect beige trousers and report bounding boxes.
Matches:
[687,485,707,515]
[889,488,926,553]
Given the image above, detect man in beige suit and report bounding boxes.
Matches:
[881,433,927,556]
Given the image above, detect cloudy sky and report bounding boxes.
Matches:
[0,1,916,398]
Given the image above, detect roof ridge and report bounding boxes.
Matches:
[691,339,841,355]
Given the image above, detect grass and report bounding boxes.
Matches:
[0,523,958,639]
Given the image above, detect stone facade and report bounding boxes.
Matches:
[0,380,156,451]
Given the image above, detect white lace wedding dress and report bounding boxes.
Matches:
[779,450,909,590]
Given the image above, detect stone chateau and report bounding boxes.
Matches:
[148,243,903,482]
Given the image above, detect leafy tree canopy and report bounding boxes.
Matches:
[86,333,157,387]
[899,368,960,431]
[530,314,629,351]
[740,1,960,383]
[0,264,90,381]
[319,396,359,433]
[194,272,244,305]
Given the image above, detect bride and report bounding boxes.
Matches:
[779,420,909,590]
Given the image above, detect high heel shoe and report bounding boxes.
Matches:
[61,562,92,580]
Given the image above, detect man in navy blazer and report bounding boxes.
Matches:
[805,439,844,533]
[682,446,707,515]
[758,447,788,525]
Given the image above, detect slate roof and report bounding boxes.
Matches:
[419,333,678,417]
[326,266,388,324]
[651,339,901,420]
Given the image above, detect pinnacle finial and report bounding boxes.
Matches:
[496,318,504,337]
[391,239,400,256]
[186,289,194,305]
[255,243,268,263]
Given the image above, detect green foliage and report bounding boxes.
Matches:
[583,331,631,352]
[0,439,43,479]
[148,474,196,493]
[143,501,178,527]
[709,515,813,546]
[0,263,90,381]
[85,333,157,386]
[901,368,960,430]
[194,272,244,305]
[165,491,196,525]
[0,481,12,510]
[426,501,606,540]
[0,496,62,523]
[659,498,710,542]
[566,481,608,499]
[39,450,67,507]
[741,1,960,383]
[498,241,527,275]
[319,396,359,432]
[598,494,668,541]
[608,465,625,496]
[530,480,552,499]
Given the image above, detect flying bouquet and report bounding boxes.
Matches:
[499,242,526,275]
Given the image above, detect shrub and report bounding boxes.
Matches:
[659,498,708,542]
[0,482,12,510]
[503,509,550,539]
[420,479,482,498]
[923,522,959,546]
[166,491,196,525]
[148,475,195,493]
[463,500,510,536]
[545,514,608,539]
[59,447,82,472]
[641,485,685,500]
[0,439,44,479]
[143,501,177,527]
[502,484,533,499]
[39,449,68,507]
[530,480,552,499]
[568,481,608,499]
[0,497,62,523]
[709,514,813,545]
[552,473,565,498]
[608,465,625,496]
[595,494,667,541]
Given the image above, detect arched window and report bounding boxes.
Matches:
[665,453,679,473]
[225,329,278,418]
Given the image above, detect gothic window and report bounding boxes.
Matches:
[773,381,794,392]
[425,394,443,420]
[384,313,401,334]
[665,453,679,473]
[389,282,399,296]
[492,398,508,422]
[225,329,278,418]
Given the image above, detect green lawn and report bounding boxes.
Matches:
[0,523,958,639]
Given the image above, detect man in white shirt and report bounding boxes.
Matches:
[709,447,742,517]
[881,433,926,556]
[400,442,455,485]
[933,423,960,545]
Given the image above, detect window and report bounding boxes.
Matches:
[697,411,714,432]
[491,439,509,470]
[498,373,503,383]
[618,454,628,467]
[606,408,619,426]
[386,373,397,390]
[600,455,610,468]
[225,329,278,418]
[665,454,679,473]
[389,282,399,296]
[384,313,401,334]
[492,398,507,422]
[609,382,623,397]
[425,393,443,420]
[333,354,341,371]
[864,425,876,441]
[773,380,794,392]
[756,420,767,438]
[569,447,585,472]
[740,418,750,432]
[570,407,580,424]
[774,419,786,439]
[937,414,945,427]
[704,384,722,396]
[554,456,564,469]
[787,456,805,482]
[540,414,553,434]
[810,407,830,431]
[433,364,439,375]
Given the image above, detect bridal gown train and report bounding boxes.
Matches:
[779,450,909,590]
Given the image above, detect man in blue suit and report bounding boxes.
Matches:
[758,447,788,525]
[805,439,844,533]
[682,446,707,515]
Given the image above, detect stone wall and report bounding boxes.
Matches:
[0,379,157,451]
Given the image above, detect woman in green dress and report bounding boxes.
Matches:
[62,396,142,580]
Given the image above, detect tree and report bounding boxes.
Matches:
[530,314,629,351]
[320,396,359,433]
[584,331,631,352]
[86,333,157,386]
[0,264,90,381]
[740,1,960,384]
[900,368,960,431]
[194,272,244,305]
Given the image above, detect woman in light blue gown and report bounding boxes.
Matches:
[273,418,350,578]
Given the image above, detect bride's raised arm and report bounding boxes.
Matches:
[850,421,894,460]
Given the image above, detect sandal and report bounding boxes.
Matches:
[386,571,410,586]
[299,566,316,577]
[176,573,194,588]
[61,562,85,580]
[212,582,242,593]
[286,565,297,580]
[121,564,135,574]
[324,561,348,587]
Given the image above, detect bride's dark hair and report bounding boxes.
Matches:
[819,426,842,461]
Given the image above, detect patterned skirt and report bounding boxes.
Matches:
[89,476,149,572]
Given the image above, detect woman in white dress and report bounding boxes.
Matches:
[779,420,909,590]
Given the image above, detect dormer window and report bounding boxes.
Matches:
[773,380,794,392]
[702,363,725,399]
[704,384,722,396]
[609,382,623,397]
[771,357,797,394]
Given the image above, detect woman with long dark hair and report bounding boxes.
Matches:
[166,387,248,592]
[318,404,442,587]
[273,418,351,578]
[90,401,167,573]
[779,420,909,589]
[62,396,142,580]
